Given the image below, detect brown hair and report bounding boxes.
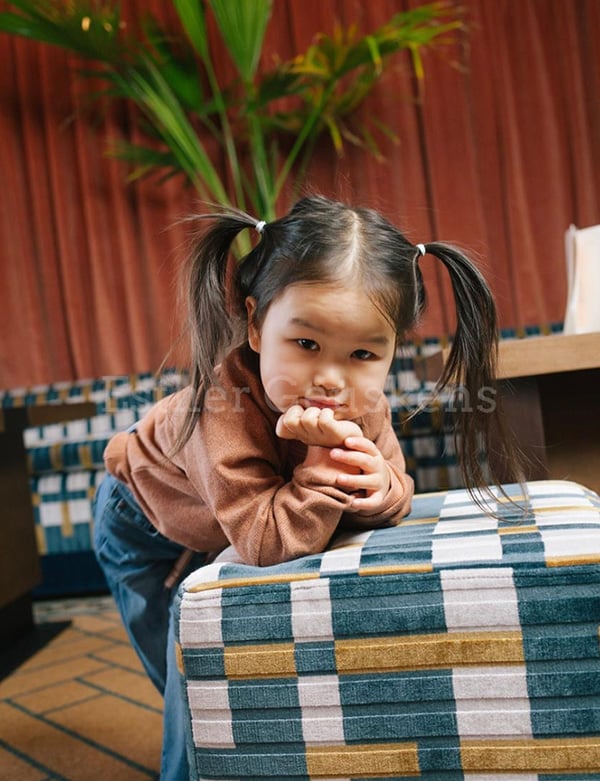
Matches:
[175,195,525,497]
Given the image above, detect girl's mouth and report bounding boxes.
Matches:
[300,397,343,410]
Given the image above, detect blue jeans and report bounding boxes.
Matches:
[93,473,206,781]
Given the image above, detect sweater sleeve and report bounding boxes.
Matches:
[171,390,358,566]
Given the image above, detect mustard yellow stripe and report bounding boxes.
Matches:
[335,631,524,674]
[498,525,539,535]
[187,571,318,593]
[546,554,600,567]
[497,494,528,504]
[175,642,184,676]
[535,504,599,514]
[35,524,46,555]
[222,632,526,680]
[397,516,439,526]
[50,443,63,471]
[359,563,434,576]
[461,736,600,772]
[306,742,419,778]
[224,642,296,679]
[78,443,93,470]
[61,502,73,538]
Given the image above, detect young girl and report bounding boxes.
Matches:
[93,195,521,780]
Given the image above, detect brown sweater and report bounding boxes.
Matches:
[104,344,413,566]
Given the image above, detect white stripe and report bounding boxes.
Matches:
[534,509,600,526]
[190,715,235,748]
[182,561,229,589]
[297,675,345,744]
[179,589,224,647]
[319,544,363,574]
[291,579,333,642]
[187,680,235,748]
[441,568,521,631]
[531,495,594,510]
[540,527,600,558]
[439,503,498,520]
[454,696,533,737]
[527,480,585,495]
[434,517,498,534]
[39,504,64,528]
[433,533,503,565]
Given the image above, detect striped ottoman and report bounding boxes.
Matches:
[174,480,600,780]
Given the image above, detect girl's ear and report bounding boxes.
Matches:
[245,296,261,352]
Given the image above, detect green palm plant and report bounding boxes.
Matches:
[0,0,461,232]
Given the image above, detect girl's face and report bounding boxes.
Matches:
[246,282,396,419]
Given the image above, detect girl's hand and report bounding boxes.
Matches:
[276,405,363,447]
[329,436,391,513]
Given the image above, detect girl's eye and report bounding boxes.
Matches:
[297,338,319,351]
[353,349,375,361]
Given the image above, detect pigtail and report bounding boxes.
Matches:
[424,242,526,501]
[173,211,259,452]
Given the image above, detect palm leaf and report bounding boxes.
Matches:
[0,0,463,221]
[208,0,272,83]
[0,1,122,60]
[172,0,209,61]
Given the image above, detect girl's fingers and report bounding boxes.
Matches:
[336,471,381,492]
[276,405,302,438]
[350,493,384,511]
[342,436,378,454]
[330,448,369,471]
[330,441,382,472]
[300,406,322,429]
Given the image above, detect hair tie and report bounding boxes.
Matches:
[255,220,266,235]
[416,243,426,257]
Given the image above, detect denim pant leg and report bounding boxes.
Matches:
[93,473,205,781]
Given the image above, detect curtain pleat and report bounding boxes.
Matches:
[1,0,598,387]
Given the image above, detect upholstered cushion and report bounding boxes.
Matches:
[2,368,188,412]
[30,469,106,556]
[175,480,600,780]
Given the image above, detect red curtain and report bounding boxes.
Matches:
[1,0,599,387]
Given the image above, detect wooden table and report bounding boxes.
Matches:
[425,332,600,493]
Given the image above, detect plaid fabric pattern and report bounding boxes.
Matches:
[24,409,141,473]
[2,368,188,412]
[18,372,186,577]
[30,469,106,556]
[175,480,600,780]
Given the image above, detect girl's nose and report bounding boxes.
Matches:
[313,365,345,393]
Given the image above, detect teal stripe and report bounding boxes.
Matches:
[194,746,309,778]
[527,660,600,698]
[221,582,293,643]
[530,699,600,736]
[183,647,226,679]
[339,670,455,706]
[294,641,337,674]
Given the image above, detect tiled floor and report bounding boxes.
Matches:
[1,597,162,780]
